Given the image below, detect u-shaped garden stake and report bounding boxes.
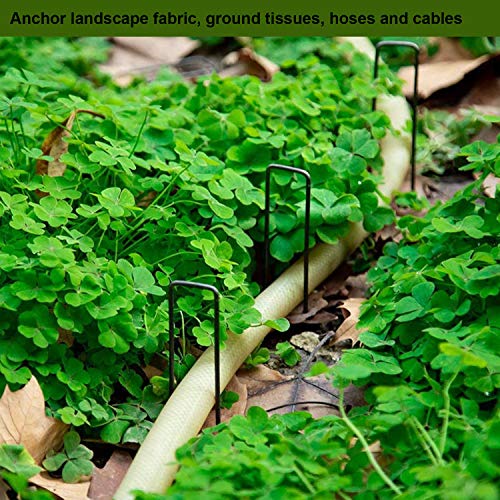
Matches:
[168,280,221,424]
[373,40,419,191]
[264,164,311,313]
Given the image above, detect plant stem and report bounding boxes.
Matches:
[129,110,149,159]
[339,391,402,496]
[115,230,119,262]
[152,251,198,266]
[83,220,100,237]
[292,464,316,495]
[17,115,28,149]
[95,228,106,252]
[408,417,441,466]
[439,371,458,458]
[118,233,150,257]
[4,118,18,166]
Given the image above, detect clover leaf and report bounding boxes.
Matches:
[43,431,93,483]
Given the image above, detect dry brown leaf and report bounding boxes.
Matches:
[287,291,329,324]
[0,478,9,497]
[344,273,368,299]
[398,55,491,100]
[203,375,248,428]
[425,38,475,63]
[472,116,500,144]
[100,37,200,85]
[474,172,499,198]
[287,264,355,324]
[220,48,279,81]
[99,46,158,86]
[88,451,132,500]
[321,262,353,299]
[375,223,403,244]
[331,298,366,348]
[36,110,104,178]
[482,174,499,198]
[238,365,289,412]
[348,438,390,469]
[350,436,381,451]
[112,37,200,64]
[303,311,339,324]
[136,190,158,208]
[426,174,473,205]
[142,365,163,380]
[237,365,286,393]
[58,328,75,348]
[30,473,90,500]
[0,377,68,464]
[459,60,500,109]
[238,366,340,419]
[198,366,366,423]
[399,173,433,200]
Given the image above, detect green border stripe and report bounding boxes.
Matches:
[1,0,498,36]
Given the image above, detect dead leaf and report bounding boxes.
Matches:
[427,174,474,205]
[398,173,433,200]
[482,174,499,197]
[287,291,329,324]
[237,365,287,393]
[425,38,475,63]
[30,473,90,500]
[88,451,132,500]
[36,110,104,178]
[331,298,366,349]
[287,264,355,324]
[58,328,74,348]
[238,366,340,419]
[344,273,368,299]
[136,190,157,208]
[113,37,200,64]
[203,375,248,429]
[399,55,491,100]
[375,223,403,244]
[0,478,10,497]
[0,377,68,464]
[100,37,200,85]
[141,353,167,380]
[474,172,499,198]
[459,60,500,109]
[198,365,366,423]
[220,48,278,81]
[301,310,340,324]
[472,117,500,143]
[399,51,500,111]
[99,46,158,86]
[142,365,163,380]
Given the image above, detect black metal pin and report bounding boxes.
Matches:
[168,280,221,424]
[372,40,420,191]
[264,164,311,313]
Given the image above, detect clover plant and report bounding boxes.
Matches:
[0,37,401,445]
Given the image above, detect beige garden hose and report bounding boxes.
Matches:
[115,37,412,499]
